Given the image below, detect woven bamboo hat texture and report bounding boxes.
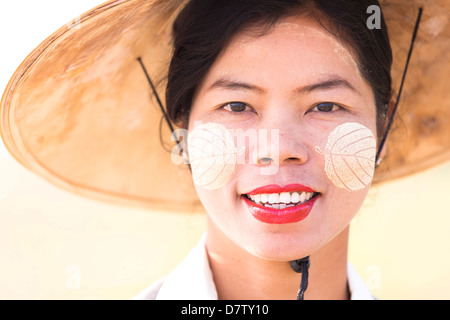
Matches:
[1,0,449,212]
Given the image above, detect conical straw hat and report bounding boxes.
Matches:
[1,0,449,211]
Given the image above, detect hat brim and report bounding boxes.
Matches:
[1,0,449,211]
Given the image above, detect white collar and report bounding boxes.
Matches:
[137,234,374,300]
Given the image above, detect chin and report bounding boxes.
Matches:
[236,228,324,262]
[238,213,353,262]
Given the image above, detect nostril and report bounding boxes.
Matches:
[258,157,273,165]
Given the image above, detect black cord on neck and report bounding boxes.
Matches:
[375,8,423,162]
[290,256,310,300]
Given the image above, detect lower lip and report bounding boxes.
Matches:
[242,194,319,224]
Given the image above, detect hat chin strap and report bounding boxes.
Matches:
[290,256,310,300]
[376,7,423,163]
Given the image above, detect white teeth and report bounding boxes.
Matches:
[299,192,306,202]
[247,191,317,207]
[279,192,291,204]
[260,194,268,203]
[268,193,279,204]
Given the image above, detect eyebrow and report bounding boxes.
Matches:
[296,77,359,95]
[207,76,359,95]
[208,78,265,94]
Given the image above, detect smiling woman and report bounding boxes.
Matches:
[1,0,449,301]
[167,3,384,299]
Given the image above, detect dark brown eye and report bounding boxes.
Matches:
[223,102,248,112]
[313,102,341,112]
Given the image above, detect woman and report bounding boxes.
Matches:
[1,0,448,300]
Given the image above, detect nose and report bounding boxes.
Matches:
[252,111,308,173]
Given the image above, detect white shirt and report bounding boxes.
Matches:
[134,234,374,300]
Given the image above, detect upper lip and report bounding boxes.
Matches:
[245,183,318,195]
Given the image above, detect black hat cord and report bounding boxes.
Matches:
[137,7,423,301]
[290,257,310,300]
[375,7,423,163]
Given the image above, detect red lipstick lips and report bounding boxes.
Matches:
[242,184,319,224]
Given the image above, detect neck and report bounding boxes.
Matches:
[205,219,350,300]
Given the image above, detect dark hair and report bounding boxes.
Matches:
[165,0,392,140]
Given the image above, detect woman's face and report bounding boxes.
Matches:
[187,15,377,261]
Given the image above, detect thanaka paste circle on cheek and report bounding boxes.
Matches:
[187,122,240,190]
[315,122,377,192]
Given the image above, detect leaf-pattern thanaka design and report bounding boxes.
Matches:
[315,122,376,192]
[188,122,243,190]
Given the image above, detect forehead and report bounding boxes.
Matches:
[199,14,366,93]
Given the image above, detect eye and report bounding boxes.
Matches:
[312,102,342,113]
[222,102,251,113]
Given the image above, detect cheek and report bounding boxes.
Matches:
[187,122,244,190]
[316,122,376,192]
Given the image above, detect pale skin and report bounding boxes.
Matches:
[186,14,385,300]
